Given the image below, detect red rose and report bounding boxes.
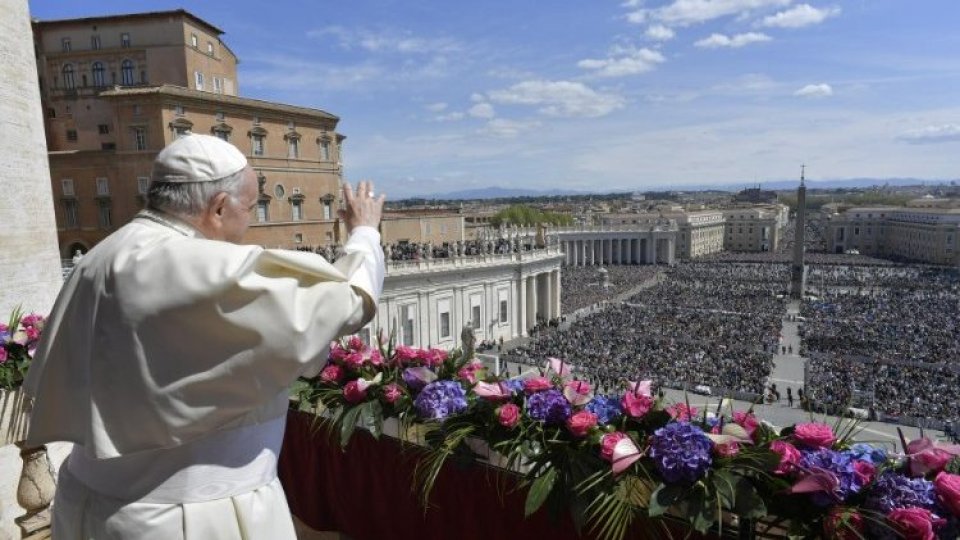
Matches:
[320,364,344,384]
[497,404,520,429]
[566,411,598,438]
[823,507,865,540]
[770,440,801,475]
[343,380,368,404]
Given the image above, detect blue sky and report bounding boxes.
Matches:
[29,0,960,198]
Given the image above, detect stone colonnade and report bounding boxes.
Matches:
[516,268,561,336]
[558,234,676,266]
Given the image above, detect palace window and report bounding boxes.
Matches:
[97,200,112,228]
[96,177,110,196]
[61,178,75,196]
[62,64,76,89]
[63,199,79,229]
[191,33,198,48]
[252,134,265,156]
[400,305,416,346]
[91,35,101,50]
[438,299,451,339]
[194,71,204,91]
[319,139,331,160]
[121,33,131,47]
[92,62,106,87]
[62,38,71,52]
[134,127,147,150]
[291,199,303,221]
[66,129,78,142]
[137,177,150,195]
[121,60,135,85]
[98,124,109,134]
[256,200,270,222]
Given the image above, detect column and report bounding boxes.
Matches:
[517,277,527,337]
[646,236,656,264]
[527,276,537,329]
[552,269,561,318]
[667,238,676,266]
[605,239,612,265]
[540,273,551,321]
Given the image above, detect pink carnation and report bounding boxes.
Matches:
[852,460,876,486]
[343,380,368,404]
[320,364,344,384]
[366,349,384,366]
[381,383,403,405]
[600,432,628,463]
[421,348,447,367]
[566,411,597,438]
[497,404,520,429]
[347,336,364,351]
[329,343,348,362]
[394,345,419,365]
[793,422,836,448]
[907,437,960,477]
[770,440,802,475]
[344,351,365,370]
[523,377,553,393]
[0,347,7,364]
[935,471,960,518]
[665,403,698,421]
[621,392,654,418]
[887,507,945,540]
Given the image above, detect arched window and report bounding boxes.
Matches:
[92,62,106,87]
[121,60,135,86]
[62,64,75,89]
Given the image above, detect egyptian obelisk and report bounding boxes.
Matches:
[789,166,807,299]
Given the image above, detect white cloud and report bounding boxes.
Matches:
[478,118,541,138]
[486,80,626,118]
[434,111,465,122]
[425,102,448,112]
[645,24,676,41]
[468,102,496,119]
[897,124,960,144]
[578,46,665,77]
[694,32,771,48]
[307,26,460,55]
[628,0,790,27]
[470,93,486,102]
[794,83,833,98]
[760,4,841,28]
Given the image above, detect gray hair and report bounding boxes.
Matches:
[146,169,247,217]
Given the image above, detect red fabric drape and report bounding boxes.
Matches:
[279,409,719,540]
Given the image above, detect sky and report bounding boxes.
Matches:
[29,0,960,198]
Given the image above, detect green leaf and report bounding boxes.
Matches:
[360,401,384,439]
[733,477,767,519]
[647,483,685,517]
[687,485,716,534]
[945,457,960,475]
[525,467,558,517]
[712,470,737,509]
[339,405,363,448]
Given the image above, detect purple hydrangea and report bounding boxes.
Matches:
[649,422,713,484]
[585,394,622,425]
[865,471,938,514]
[414,380,468,420]
[800,449,866,506]
[847,443,888,465]
[502,378,525,395]
[525,389,572,425]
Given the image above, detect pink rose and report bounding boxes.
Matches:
[0,347,7,364]
[566,411,598,438]
[366,349,384,366]
[344,352,365,370]
[457,361,484,384]
[732,411,760,439]
[348,336,364,351]
[887,507,946,540]
[823,507,865,540]
[621,392,654,418]
[907,438,960,477]
[665,403,698,421]
[793,422,836,448]
[523,377,553,393]
[714,441,740,458]
[770,440,802,475]
[600,432,628,463]
[320,364,344,384]
[381,383,403,404]
[497,404,520,429]
[852,460,876,486]
[343,380,368,404]
[935,471,960,518]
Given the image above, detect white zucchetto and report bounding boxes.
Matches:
[152,133,248,183]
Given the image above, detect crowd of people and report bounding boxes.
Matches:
[295,237,548,262]
[505,264,786,397]
[801,265,960,420]
[559,266,660,314]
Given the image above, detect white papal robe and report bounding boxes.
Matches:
[24,209,385,539]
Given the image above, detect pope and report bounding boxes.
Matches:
[24,134,386,539]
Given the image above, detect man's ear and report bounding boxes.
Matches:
[210,191,230,218]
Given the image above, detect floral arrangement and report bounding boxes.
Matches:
[301,337,960,540]
[0,308,45,391]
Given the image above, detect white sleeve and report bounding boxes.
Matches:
[338,225,385,305]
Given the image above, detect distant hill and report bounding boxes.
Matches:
[712,177,958,192]
[418,186,589,200]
